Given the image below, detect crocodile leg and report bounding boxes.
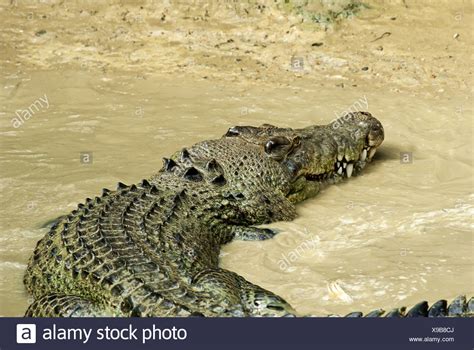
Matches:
[231,226,277,241]
[287,177,320,203]
[192,268,295,317]
[25,294,115,317]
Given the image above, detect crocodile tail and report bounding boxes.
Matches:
[339,296,474,318]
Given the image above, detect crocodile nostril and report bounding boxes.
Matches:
[367,126,384,147]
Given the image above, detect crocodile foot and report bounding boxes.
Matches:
[232,226,278,241]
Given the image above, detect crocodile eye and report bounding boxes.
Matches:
[264,136,296,161]
[264,136,291,154]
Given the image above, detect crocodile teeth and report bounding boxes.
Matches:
[346,163,354,178]
[360,149,367,162]
[337,167,343,175]
[368,147,377,159]
[336,161,340,168]
[337,154,343,161]
[343,162,347,169]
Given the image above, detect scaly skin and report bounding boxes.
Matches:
[24,112,473,317]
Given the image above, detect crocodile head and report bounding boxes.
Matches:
[225,112,384,202]
[289,111,384,178]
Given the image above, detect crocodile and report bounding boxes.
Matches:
[24,112,473,317]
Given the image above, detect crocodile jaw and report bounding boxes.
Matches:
[285,112,384,198]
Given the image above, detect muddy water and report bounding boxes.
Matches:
[0,69,472,316]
